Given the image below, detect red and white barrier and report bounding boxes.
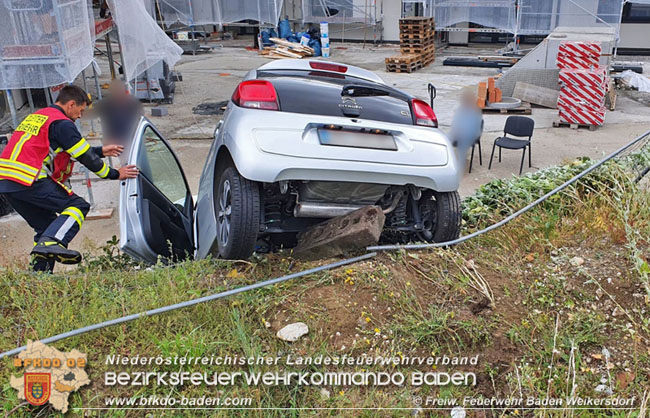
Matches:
[556,53,600,69]
[558,41,602,58]
[559,67,608,89]
[557,97,605,126]
[560,84,606,109]
[556,41,607,126]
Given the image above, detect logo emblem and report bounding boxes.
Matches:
[339,96,363,111]
[24,373,51,406]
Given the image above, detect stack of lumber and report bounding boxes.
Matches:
[260,38,314,59]
[386,17,435,73]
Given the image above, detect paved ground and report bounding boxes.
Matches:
[1,39,649,269]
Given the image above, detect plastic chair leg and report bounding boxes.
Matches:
[519,147,526,175]
[488,142,497,170]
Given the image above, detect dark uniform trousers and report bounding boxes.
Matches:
[3,178,90,272]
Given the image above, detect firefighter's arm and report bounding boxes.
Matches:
[66,137,119,180]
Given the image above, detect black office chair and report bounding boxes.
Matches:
[488,116,534,175]
[468,119,484,173]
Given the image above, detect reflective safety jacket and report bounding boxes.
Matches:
[0,107,68,187]
[0,107,115,195]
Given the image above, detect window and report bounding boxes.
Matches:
[138,126,188,205]
[622,3,650,23]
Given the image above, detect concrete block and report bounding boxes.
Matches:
[151,107,168,117]
[293,205,385,260]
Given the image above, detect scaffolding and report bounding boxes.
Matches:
[146,0,283,27]
[432,0,625,39]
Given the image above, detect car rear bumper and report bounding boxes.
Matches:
[220,107,461,191]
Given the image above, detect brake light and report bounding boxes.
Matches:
[232,80,279,110]
[309,61,348,73]
[411,99,438,128]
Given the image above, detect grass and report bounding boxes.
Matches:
[0,150,649,416]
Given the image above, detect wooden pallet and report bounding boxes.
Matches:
[552,119,598,131]
[385,54,422,65]
[399,17,434,24]
[399,25,435,32]
[400,44,435,55]
[399,39,435,47]
[386,62,424,73]
[482,101,532,115]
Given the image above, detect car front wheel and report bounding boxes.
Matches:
[216,166,260,259]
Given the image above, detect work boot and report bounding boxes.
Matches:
[31,255,55,273]
[31,238,82,265]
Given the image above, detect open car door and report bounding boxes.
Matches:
[119,118,194,263]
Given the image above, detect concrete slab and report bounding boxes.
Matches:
[294,206,386,260]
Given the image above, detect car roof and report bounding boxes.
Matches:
[256,59,385,85]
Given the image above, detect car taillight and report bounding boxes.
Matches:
[309,61,348,73]
[232,80,279,110]
[411,99,438,128]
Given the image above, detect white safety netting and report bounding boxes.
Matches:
[145,0,282,26]
[432,0,624,35]
[108,0,183,82]
[301,0,378,24]
[433,0,516,32]
[0,0,95,90]
[518,0,623,35]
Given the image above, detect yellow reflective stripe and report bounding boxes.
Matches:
[95,162,110,178]
[61,206,84,227]
[37,172,48,179]
[0,167,33,184]
[10,132,32,160]
[66,138,90,158]
[0,159,39,175]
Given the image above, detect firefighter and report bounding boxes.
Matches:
[0,85,139,272]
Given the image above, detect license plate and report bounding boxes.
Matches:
[318,129,397,151]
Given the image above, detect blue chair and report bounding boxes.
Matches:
[488,116,534,175]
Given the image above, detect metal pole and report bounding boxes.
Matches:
[93,64,103,101]
[44,88,52,106]
[26,88,34,112]
[6,90,18,128]
[82,166,95,207]
[81,69,95,135]
[614,0,626,57]
[105,34,116,80]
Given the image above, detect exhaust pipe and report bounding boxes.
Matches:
[294,201,363,218]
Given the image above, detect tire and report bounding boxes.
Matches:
[215,166,261,259]
[432,191,462,242]
[417,191,462,243]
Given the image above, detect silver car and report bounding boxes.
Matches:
[120,59,461,263]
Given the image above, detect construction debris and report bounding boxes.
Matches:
[293,206,385,260]
[260,38,315,59]
[513,81,559,109]
[386,17,435,73]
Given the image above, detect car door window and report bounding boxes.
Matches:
[137,126,188,206]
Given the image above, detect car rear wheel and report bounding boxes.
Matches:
[216,166,260,259]
[417,191,462,243]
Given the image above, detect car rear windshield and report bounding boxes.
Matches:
[256,70,414,126]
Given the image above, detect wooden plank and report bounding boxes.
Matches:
[86,208,114,220]
[512,81,559,109]
[482,102,532,115]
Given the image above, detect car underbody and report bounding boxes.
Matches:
[255,180,460,250]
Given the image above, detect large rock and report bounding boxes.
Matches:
[276,322,309,342]
[293,205,385,259]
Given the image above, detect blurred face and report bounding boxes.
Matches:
[58,100,87,120]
